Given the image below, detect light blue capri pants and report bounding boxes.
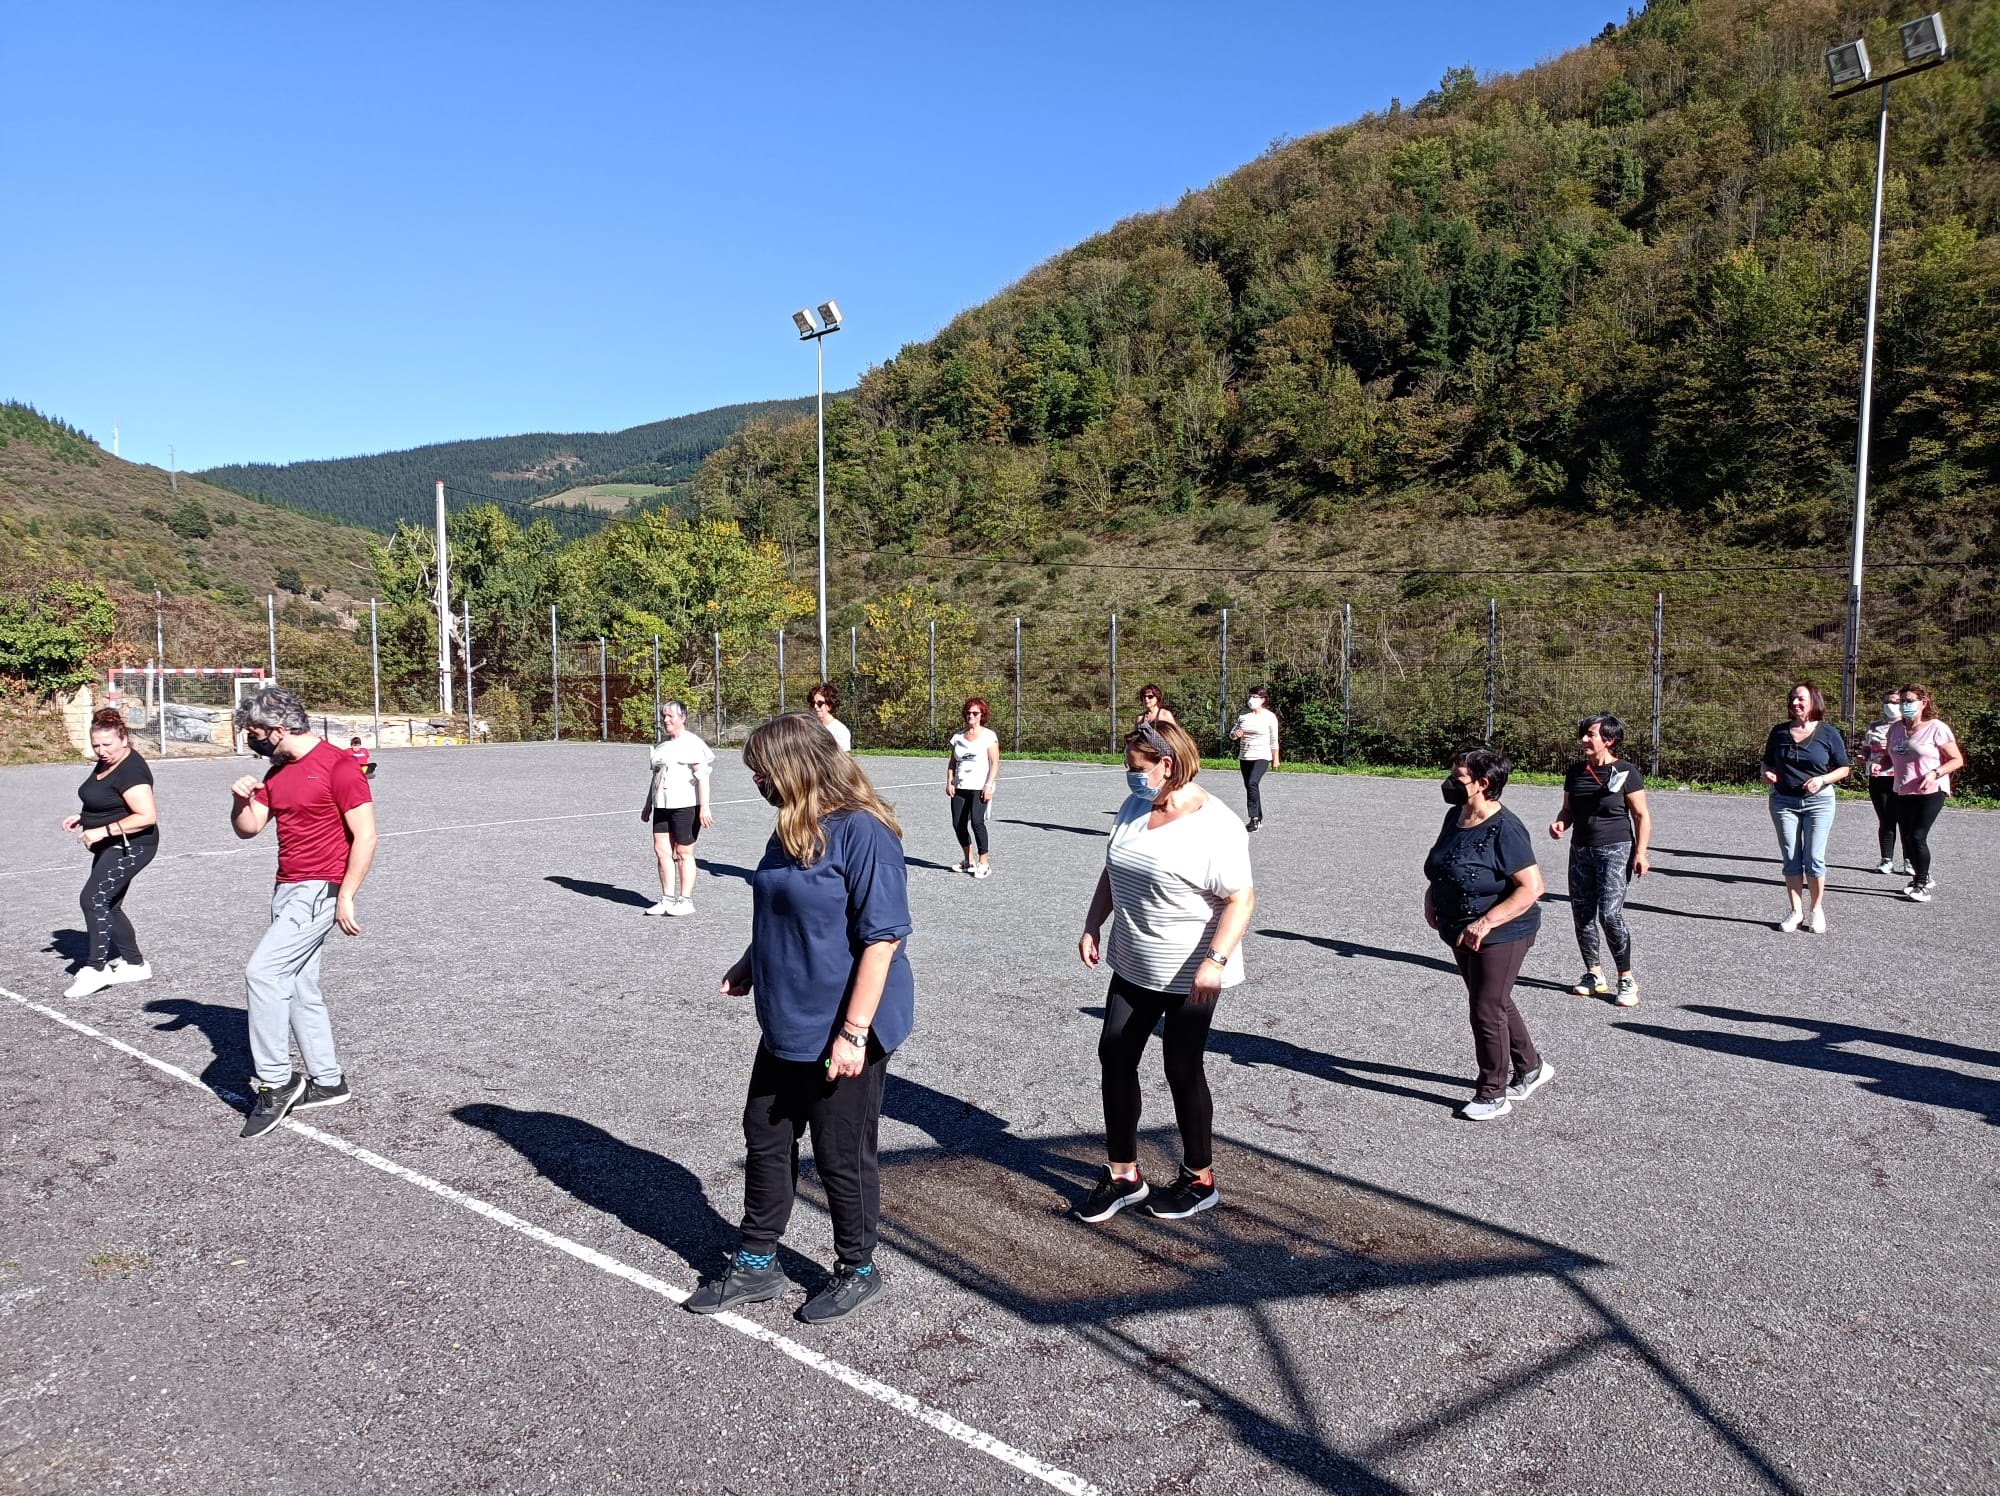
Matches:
[1769,789,1836,878]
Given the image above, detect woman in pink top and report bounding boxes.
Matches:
[1887,683,1966,904]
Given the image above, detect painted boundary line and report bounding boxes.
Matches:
[0,985,1104,1496]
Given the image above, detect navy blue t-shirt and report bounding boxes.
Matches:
[1761,722,1849,795]
[750,808,914,1062]
[1423,806,1542,947]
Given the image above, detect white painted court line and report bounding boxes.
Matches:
[0,985,1103,1496]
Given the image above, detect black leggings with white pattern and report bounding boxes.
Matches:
[80,833,158,968]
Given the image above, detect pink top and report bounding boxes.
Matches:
[1888,719,1956,796]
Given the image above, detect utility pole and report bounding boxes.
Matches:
[267,594,277,681]
[434,479,453,715]
[168,444,177,494]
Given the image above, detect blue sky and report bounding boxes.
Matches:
[3,1,1623,470]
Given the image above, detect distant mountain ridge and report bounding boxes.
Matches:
[198,394,840,534]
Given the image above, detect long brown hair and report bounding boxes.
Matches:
[744,712,903,866]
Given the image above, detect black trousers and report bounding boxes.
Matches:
[951,789,990,855]
[1453,933,1540,1100]
[1099,972,1218,1171]
[1893,792,1946,884]
[740,1041,889,1267]
[1868,776,1901,862]
[1240,759,1268,821]
[80,833,158,968]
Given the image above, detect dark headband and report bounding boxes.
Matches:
[1135,723,1175,759]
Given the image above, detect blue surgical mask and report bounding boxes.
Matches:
[1126,769,1159,801]
[1900,701,1921,720]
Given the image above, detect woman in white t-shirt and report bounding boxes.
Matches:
[1230,685,1281,831]
[641,700,715,916]
[1887,682,1966,903]
[1076,718,1253,1224]
[810,682,853,752]
[944,698,1000,877]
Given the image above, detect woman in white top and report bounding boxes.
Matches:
[945,698,1000,877]
[1230,685,1281,831]
[1076,718,1253,1223]
[810,681,853,752]
[641,700,715,916]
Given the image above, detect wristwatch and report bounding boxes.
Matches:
[1206,947,1230,965]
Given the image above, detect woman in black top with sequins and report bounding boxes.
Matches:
[59,708,160,998]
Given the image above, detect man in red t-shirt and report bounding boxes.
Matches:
[347,735,375,779]
[229,686,378,1140]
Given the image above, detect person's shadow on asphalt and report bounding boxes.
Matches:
[144,997,254,1102]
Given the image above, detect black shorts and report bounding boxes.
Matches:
[653,806,700,844]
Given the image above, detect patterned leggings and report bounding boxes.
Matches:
[80,833,158,967]
[1567,844,1632,973]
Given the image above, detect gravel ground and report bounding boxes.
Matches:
[2,741,1995,1495]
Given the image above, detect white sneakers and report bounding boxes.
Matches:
[1808,906,1827,935]
[1778,909,1804,933]
[63,966,116,998]
[664,899,695,917]
[643,899,673,916]
[106,959,152,985]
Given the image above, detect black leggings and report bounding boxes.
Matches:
[1099,972,1218,1171]
[951,789,989,856]
[1893,792,1946,884]
[1240,759,1268,821]
[80,832,158,967]
[740,1041,889,1268]
[1868,776,1901,862]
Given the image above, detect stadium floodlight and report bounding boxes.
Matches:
[1824,39,1870,88]
[790,299,845,678]
[1898,13,1946,64]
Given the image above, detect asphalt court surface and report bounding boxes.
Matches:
[2,741,1996,1494]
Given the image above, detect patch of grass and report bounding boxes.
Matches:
[85,1249,149,1279]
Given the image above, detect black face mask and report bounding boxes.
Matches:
[755,778,782,807]
[246,733,277,759]
[1441,774,1470,806]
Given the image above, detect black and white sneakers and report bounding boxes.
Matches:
[239,1073,308,1140]
[1141,1166,1218,1220]
[1076,1168,1150,1222]
[294,1077,351,1111]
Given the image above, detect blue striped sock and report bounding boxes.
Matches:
[736,1250,775,1270]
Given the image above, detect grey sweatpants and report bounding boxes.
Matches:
[245,880,343,1087]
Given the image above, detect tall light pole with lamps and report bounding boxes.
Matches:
[1823,13,1950,727]
[792,301,844,682]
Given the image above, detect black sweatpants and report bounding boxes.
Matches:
[1239,759,1269,821]
[1893,791,1946,884]
[1868,776,1901,863]
[740,1040,889,1268]
[1453,933,1540,1100]
[1099,972,1218,1172]
[80,832,158,968]
[951,788,990,855]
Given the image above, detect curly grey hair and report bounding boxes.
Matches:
[234,685,310,735]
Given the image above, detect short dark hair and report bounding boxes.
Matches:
[1246,683,1271,702]
[1453,746,1512,798]
[1138,683,1165,704]
[962,696,992,723]
[810,681,840,712]
[1579,713,1624,750]
[350,736,363,746]
[1789,683,1826,723]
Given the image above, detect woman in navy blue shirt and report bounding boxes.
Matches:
[1759,683,1850,934]
[687,713,913,1326]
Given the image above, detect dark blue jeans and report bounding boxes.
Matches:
[1567,844,1633,972]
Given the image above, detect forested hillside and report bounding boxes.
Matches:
[198,394,825,533]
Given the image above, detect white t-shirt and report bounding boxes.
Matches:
[1234,708,1279,761]
[649,732,714,809]
[1104,791,1252,994]
[949,729,994,791]
[822,716,852,752]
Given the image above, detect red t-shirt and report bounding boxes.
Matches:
[252,739,373,883]
[348,745,371,768]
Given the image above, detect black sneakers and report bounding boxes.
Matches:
[294,1077,352,1111]
[239,1073,307,1140]
[796,1264,886,1324]
[1142,1166,1218,1219]
[1076,1168,1150,1223]
[685,1253,792,1315]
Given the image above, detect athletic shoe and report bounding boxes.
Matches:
[1893,862,1909,877]
[1615,975,1640,1008]
[1570,969,1609,997]
[1075,1169,1149,1223]
[104,959,153,986]
[1778,909,1804,933]
[1505,1060,1556,1103]
[1808,906,1827,935]
[1247,817,1261,832]
[796,1263,886,1324]
[664,899,695,917]
[1141,1166,1218,1220]
[239,1073,307,1140]
[972,864,992,880]
[952,860,973,874]
[294,1077,351,1111]
[685,1252,792,1315]
[1458,1095,1513,1122]
[1903,882,1934,903]
[642,899,673,916]
[62,965,115,999]
[1875,859,1895,875]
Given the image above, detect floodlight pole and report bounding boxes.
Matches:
[795,311,842,682]
[369,598,381,748]
[435,479,453,716]
[1841,82,1890,731]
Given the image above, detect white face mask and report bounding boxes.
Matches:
[1883,702,1900,721]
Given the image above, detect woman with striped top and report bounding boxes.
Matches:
[1075,719,1254,1223]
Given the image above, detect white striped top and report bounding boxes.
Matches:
[1104,792,1252,994]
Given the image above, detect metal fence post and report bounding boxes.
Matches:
[1218,607,1229,754]
[713,631,723,740]
[369,598,381,748]
[1341,601,1353,765]
[1651,591,1665,778]
[1109,612,1119,753]
[652,634,661,742]
[927,619,937,743]
[1013,617,1022,753]
[551,605,560,742]
[266,593,277,683]
[155,592,167,756]
[849,624,858,725]
[599,637,608,740]
[778,630,786,713]
[1483,597,1497,745]
[462,600,474,744]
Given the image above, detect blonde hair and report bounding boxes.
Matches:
[743,712,903,866]
[1126,718,1203,797]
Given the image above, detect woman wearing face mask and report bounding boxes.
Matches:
[1548,714,1650,1008]
[1861,690,1906,876]
[945,698,1000,878]
[692,713,913,1324]
[1887,684,1966,904]
[1134,685,1178,730]
[58,708,160,998]
[1759,683,1850,933]
[1425,748,1549,1122]
[1230,686,1280,831]
[1075,720,1254,1222]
